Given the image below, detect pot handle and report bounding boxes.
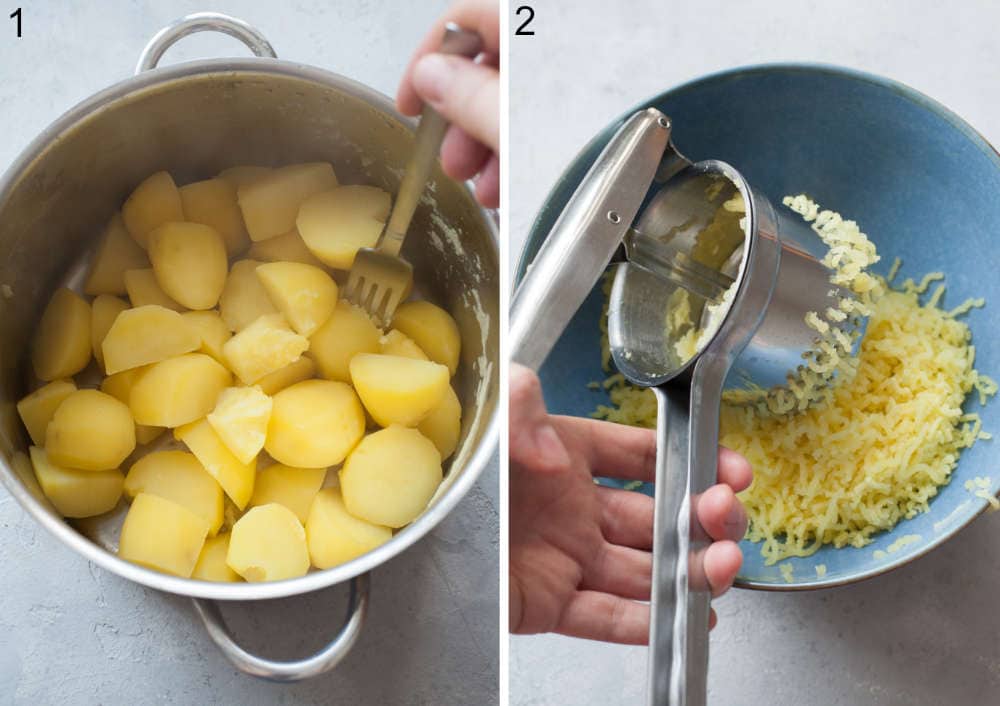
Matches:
[135,12,277,74]
[191,573,370,682]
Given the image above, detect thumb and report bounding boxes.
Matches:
[411,53,499,152]
[509,364,571,473]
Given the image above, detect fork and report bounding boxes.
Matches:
[343,23,483,327]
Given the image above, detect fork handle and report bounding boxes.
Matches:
[381,23,484,257]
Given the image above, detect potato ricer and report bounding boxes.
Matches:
[510,107,867,706]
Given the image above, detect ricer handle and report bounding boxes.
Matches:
[648,359,728,706]
[509,108,671,370]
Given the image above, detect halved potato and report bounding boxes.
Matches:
[247,229,325,267]
[124,268,184,311]
[46,389,135,471]
[129,353,231,428]
[379,329,428,360]
[181,310,231,364]
[306,487,392,569]
[255,356,317,395]
[192,532,242,582]
[349,354,449,427]
[122,171,184,248]
[218,259,278,332]
[238,162,339,242]
[296,185,391,269]
[217,165,272,189]
[207,386,272,464]
[175,418,255,510]
[124,450,223,535]
[147,222,228,310]
[391,301,461,375]
[265,380,365,468]
[118,492,209,577]
[309,301,381,382]
[91,294,129,370]
[29,446,123,518]
[418,385,462,460]
[17,379,76,446]
[227,503,309,582]
[83,213,150,296]
[32,288,91,381]
[249,464,326,523]
[339,425,442,528]
[102,305,200,375]
[179,178,251,256]
[223,313,309,385]
[256,261,338,336]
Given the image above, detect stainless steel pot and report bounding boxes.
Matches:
[0,13,499,681]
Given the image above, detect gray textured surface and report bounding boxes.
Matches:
[0,2,498,704]
[510,1,1000,705]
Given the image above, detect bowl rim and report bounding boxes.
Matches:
[0,56,499,600]
[515,61,1000,591]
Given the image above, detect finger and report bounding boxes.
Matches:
[410,54,499,151]
[555,591,649,645]
[440,125,490,181]
[550,416,657,482]
[581,543,651,601]
[709,608,718,630]
[397,0,501,116]
[704,540,743,597]
[718,447,753,491]
[695,484,748,542]
[474,152,499,208]
[596,486,653,550]
[509,364,570,473]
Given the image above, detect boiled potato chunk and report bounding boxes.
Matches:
[340,425,442,528]
[227,503,309,582]
[217,165,272,189]
[306,488,391,569]
[124,268,184,311]
[136,425,165,445]
[46,389,135,471]
[179,178,251,256]
[350,354,449,427]
[207,386,272,464]
[175,418,256,510]
[266,380,365,468]
[256,261,338,336]
[122,171,184,249]
[147,222,228,310]
[309,301,381,382]
[218,259,278,331]
[250,464,326,523]
[418,385,462,460]
[118,492,209,577]
[247,229,325,267]
[238,162,338,242]
[181,310,231,364]
[29,446,123,518]
[379,329,428,360]
[391,301,461,375]
[129,353,231,427]
[192,532,242,582]
[83,213,150,296]
[223,313,309,385]
[91,294,129,370]
[296,185,391,269]
[124,450,224,536]
[99,367,160,444]
[17,379,76,446]
[102,305,200,375]
[32,288,91,381]
[256,355,316,395]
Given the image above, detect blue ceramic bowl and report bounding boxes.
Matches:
[517,63,1000,590]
